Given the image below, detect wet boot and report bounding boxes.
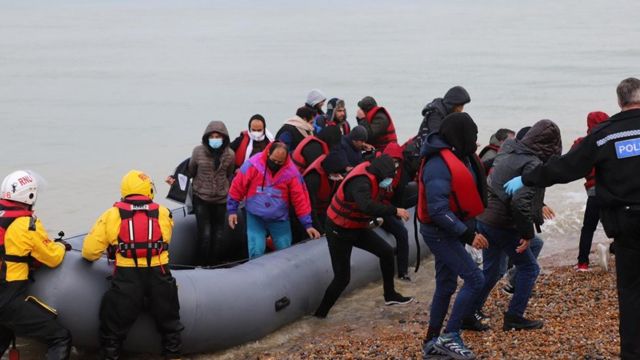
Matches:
[46,336,72,360]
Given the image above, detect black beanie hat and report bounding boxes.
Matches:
[439,112,478,158]
[357,96,377,113]
[248,114,266,129]
[317,125,342,147]
[367,154,396,181]
[443,86,471,108]
[348,125,368,142]
[516,126,531,140]
[322,150,349,174]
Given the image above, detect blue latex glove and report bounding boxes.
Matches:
[503,176,524,195]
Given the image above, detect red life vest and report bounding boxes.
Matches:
[291,136,329,172]
[114,196,167,267]
[325,119,351,135]
[417,149,485,224]
[0,200,34,280]
[478,144,500,159]
[364,106,398,150]
[327,162,380,229]
[234,131,251,168]
[303,155,334,213]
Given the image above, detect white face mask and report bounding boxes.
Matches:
[250,131,265,141]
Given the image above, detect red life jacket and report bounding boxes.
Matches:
[417,149,484,224]
[0,200,35,280]
[234,131,251,168]
[364,106,398,150]
[327,162,380,229]
[325,119,351,135]
[114,196,167,267]
[478,144,500,159]
[291,136,329,172]
[303,155,334,213]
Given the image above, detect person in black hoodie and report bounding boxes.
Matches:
[417,86,471,139]
[340,125,371,167]
[470,119,562,332]
[314,155,414,318]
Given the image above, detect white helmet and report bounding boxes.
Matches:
[1,170,39,206]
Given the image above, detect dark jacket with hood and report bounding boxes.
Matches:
[187,121,235,204]
[417,86,471,138]
[420,132,486,242]
[341,155,398,219]
[478,120,562,240]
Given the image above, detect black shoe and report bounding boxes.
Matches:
[503,312,543,331]
[476,310,489,321]
[502,283,515,295]
[384,292,414,306]
[461,313,490,332]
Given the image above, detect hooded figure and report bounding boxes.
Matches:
[230,114,275,168]
[305,89,326,116]
[418,86,471,138]
[468,119,562,333]
[184,121,236,265]
[315,98,351,135]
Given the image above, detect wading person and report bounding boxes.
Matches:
[504,77,640,359]
[83,170,183,359]
[314,155,414,318]
[417,113,488,360]
[0,170,72,359]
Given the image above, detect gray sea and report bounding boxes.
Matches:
[0,0,636,357]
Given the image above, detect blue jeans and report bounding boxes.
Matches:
[499,235,544,285]
[473,221,540,317]
[421,224,485,333]
[246,211,292,259]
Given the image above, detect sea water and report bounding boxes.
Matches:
[0,0,636,357]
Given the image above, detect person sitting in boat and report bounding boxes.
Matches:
[314,155,414,318]
[167,120,235,266]
[82,170,183,359]
[380,142,412,282]
[418,113,488,360]
[314,98,351,135]
[0,170,72,360]
[478,128,515,171]
[230,114,274,170]
[340,125,374,167]
[291,125,341,173]
[303,149,350,234]
[275,107,316,151]
[305,89,326,118]
[227,142,321,259]
[356,96,398,152]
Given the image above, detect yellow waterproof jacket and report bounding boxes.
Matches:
[2,217,66,282]
[82,204,173,267]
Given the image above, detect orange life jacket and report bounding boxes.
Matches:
[327,162,380,229]
[417,149,484,224]
[303,155,334,214]
[364,106,398,150]
[0,199,34,280]
[114,196,167,267]
[291,136,329,172]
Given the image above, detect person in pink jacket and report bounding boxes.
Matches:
[227,141,321,258]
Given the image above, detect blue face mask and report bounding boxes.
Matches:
[209,138,223,149]
[379,177,393,189]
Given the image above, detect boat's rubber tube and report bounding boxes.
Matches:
[28,192,427,354]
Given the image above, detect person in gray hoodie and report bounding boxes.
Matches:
[168,121,235,266]
[470,119,561,332]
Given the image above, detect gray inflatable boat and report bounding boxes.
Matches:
[26,188,426,354]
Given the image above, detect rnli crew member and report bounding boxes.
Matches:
[230,114,274,169]
[291,125,341,172]
[227,142,321,259]
[83,170,183,359]
[356,96,398,152]
[0,170,72,359]
[418,113,488,360]
[303,149,350,234]
[504,77,640,359]
[275,107,316,151]
[314,155,414,319]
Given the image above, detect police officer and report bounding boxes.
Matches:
[0,170,72,359]
[82,170,183,359]
[504,77,640,359]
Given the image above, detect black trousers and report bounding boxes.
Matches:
[192,195,228,266]
[99,267,183,359]
[315,220,396,317]
[610,209,640,360]
[578,195,601,264]
[381,215,409,276]
[0,281,71,359]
